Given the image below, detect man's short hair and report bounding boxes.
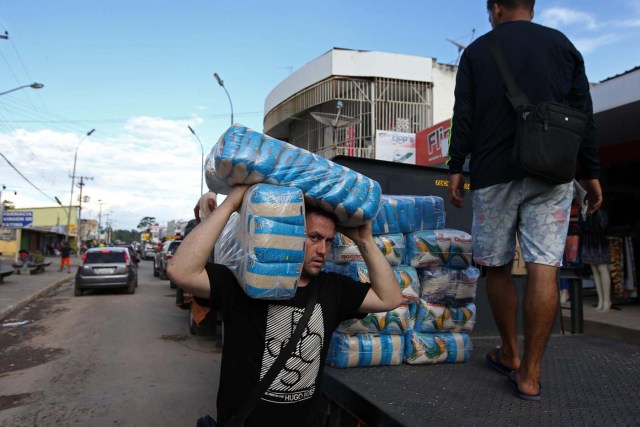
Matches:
[304,204,338,225]
[487,0,534,11]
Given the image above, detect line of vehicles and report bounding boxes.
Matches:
[72,239,218,336]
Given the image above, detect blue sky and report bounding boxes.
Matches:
[1,0,639,230]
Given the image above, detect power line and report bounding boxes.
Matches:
[0,151,57,203]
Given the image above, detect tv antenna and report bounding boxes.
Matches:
[447,28,476,65]
[310,100,360,155]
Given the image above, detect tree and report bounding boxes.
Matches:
[137,216,157,231]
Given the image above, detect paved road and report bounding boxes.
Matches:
[0,260,221,427]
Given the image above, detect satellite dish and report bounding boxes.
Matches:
[446,28,476,65]
[310,100,359,154]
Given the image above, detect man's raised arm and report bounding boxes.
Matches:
[339,222,403,313]
[167,185,248,298]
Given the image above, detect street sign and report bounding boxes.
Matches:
[1,210,34,228]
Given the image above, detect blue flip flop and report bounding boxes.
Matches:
[509,370,542,401]
[485,347,512,376]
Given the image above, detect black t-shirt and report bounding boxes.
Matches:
[201,263,370,427]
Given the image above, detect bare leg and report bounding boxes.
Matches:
[518,262,558,396]
[485,263,520,370]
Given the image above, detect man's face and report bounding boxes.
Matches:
[302,212,335,278]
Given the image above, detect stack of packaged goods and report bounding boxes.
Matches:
[327,195,476,368]
[404,228,478,365]
[208,124,383,300]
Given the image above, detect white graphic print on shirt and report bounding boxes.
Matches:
[261,303,324,403]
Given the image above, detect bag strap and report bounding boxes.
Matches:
[232,285,319,425]
[487,31,531,109]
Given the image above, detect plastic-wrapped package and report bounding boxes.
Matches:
[405,229,473,269]
[337,304,410,335]
[328,232,405,266]
[214,184,305,300]
[323,262,419,303]
[326,333,405,368]
[413,300,477,333]
[204,124,382,227]
[404,331,472,364]
[418,266,480,305]
[371,195,446,235]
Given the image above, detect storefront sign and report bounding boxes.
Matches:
[375,130,416,164]
[416,119,450,167]
[1,210,34,228]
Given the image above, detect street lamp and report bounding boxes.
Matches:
[188,126,205,196]
[0,82,44,97]
[213,72,234,126]
[66,129,95,247]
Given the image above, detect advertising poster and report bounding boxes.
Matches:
[416,119,451,167]
[374,130,416,164]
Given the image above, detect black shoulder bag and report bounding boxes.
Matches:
[197,286,319,427]
[488,32,590,184]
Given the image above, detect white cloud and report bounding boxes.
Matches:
[538,7,599,30]
[1,116,210,231]
[572,34,622,54]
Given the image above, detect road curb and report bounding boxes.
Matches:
[0,274,74,322]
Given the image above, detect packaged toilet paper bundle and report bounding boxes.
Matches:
[204,124,382,227]
[404,331,472,364]
[328,232,405,266]
[405,229,473,269]
[337,304,410,335]
[413,300,477,333]
[215,184,306,300]
[417,266,480,306]
[326,333,405,368]
[323,262,420,303]
[371,195,446,235]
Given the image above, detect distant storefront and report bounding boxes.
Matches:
[0,206,76,257]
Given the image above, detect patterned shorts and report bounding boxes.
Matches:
[471,178,573,267]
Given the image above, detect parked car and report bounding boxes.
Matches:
[75,247,138,296]
[154,240,181,283]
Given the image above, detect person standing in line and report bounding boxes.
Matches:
[59,241,72,273]
[447,0,602,400]
[167,185,402,426]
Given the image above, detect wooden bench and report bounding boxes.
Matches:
[12,261,52,275]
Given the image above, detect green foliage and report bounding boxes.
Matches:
[137,216,157,231]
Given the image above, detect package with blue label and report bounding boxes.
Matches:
[337,304,410,335]
[413,300,477,333]
[326,333,405,368]
[404,331,472,364]
[215,183,305,299]
[371,195,446,235]
[323,262,419,303]
[417,266,480,305]
[328,232,405,265]
[204,124,382,227]
[405,229,473,269]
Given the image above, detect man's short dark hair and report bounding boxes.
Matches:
[304,203,338,225]
[487,0,534,11]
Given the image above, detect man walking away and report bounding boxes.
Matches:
[447,0,602,401]
[59,241,72,273]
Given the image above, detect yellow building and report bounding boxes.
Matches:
[0,205,77,257]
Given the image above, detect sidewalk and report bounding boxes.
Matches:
[0,255,75,321]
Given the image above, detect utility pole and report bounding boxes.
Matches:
[76,176,93,250]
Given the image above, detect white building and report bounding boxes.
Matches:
[263,48,457,160]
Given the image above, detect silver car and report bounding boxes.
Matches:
[75,247,138,296]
